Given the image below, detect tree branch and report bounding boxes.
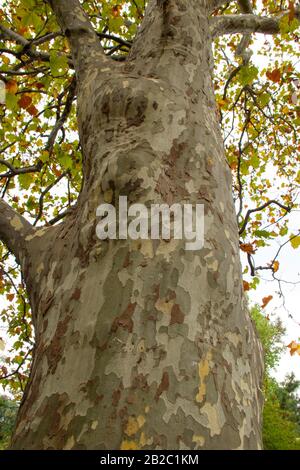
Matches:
[209,0,231,11]
[0,23,52,62]
[239,200,291,236]
[45,0,108,76]
[0,23,75,73]
[238,0,253,14]
[235,0,253,59]
[0,199,34,264]
[211,10,300,37]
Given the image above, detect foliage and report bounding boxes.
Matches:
[262,382,300,450]
[275,373,300,430]
[251,304,285,373]
[0,395,18,449]
[251,305,300,450]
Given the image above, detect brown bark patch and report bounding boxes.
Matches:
[45,315,71,374]
[112,302,137,333]
[155,371,169,401]
[170,304,184,325]
[71,288,81,301]
[123,253,131,268]
[112,389,121,407]
[132,373,149,391]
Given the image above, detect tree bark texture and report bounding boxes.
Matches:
[9,0,263,450]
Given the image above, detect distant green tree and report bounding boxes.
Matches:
[262,388,300,450]
[251,305,285,373]
[0,396,18,450]
[275,373,300,431]
[251,305,300,450]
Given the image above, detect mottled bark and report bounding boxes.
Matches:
[0,199,34,265]
[211,11,300,37]
[7,0,263,450]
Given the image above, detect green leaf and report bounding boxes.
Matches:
[5,93,18,111]
[238,65,259,86]
[254,230,275,239]
[49,52,68,77]
[18,173,33,190]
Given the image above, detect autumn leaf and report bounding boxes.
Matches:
[2,55,10,65]
[290,234,300,249]
[272,260,279,273]
[261,295,273,308]
[18,94,32,109]
[6,293,15,302]
[287,341,300,356]
[240,243,256,254]
[112,5,122,17]
[243,280,250,291]
[266,69,281,83]
[17,26,28,35]
[27,104,38,116]
[6,80,18,94]
[288,1,296,22]
[34,82,45,90]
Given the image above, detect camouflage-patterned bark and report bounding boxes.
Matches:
[10,0,264,449]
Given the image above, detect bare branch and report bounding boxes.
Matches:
[239,200,291,236]
[0,23,28,46]
[0,199,34,264]
[0,23,74,69]
[209,0,231,11]
[45,0,109,76]
[0,160,43,178]
[0,23,52,62]
[45,77,77,156]
[211,10,300,37]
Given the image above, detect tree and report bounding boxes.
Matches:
[0,0,299,450]
[0,396,18,449]
[250,305,300,450]
[275,373,300,430]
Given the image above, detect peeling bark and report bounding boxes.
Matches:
[8,0,264,450]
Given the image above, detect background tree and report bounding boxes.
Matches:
[250,305,300,450]
[0,395,18,449]
[0,0,299,450]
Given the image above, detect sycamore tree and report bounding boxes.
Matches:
[0,0,299,450]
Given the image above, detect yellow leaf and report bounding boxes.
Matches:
[287,341,300,356]
[290,235,300,249]
[273,261,279,273]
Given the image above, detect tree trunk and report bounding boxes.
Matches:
[11,0,263,450]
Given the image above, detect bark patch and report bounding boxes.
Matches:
[45,315,71,374]
[112,302,137,333]
[155,371,169,401]
[170,304,184,325]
